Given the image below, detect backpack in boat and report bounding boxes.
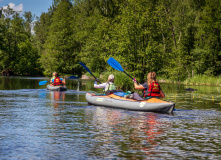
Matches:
[113,92,127,97]
[105,89,123,96]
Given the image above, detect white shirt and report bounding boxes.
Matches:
[94,81,114,91]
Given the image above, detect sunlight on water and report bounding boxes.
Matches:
[0,77,220,159]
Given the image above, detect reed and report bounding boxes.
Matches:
[183,75,221,86]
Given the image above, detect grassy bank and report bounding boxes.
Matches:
[158,75,221,86]
[182,75,221,86]
[86,72,221,89]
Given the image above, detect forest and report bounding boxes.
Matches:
[0,0,220,83]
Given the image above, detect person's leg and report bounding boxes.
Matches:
[132,92,144,100]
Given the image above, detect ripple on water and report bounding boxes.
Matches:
[0,82,221,159]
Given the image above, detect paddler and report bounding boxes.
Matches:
[127,72,165,100]
[94,74,117,94]
[50,72,66,86]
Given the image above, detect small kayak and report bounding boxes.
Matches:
[47,84,67,91]
[86,93,175,114]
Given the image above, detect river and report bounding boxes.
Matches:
[0,76,220,159]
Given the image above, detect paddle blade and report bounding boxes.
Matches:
[79,62,92,74]
[39,81,48,85]
[69,75,79,79]
[107,57,124,72]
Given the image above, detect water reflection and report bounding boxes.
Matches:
[0,77,221,159]
[49,91,66,108]
[164,88,221,111]
[87,107,173,158]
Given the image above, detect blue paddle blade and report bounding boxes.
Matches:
[39,81,48,85]
[107,57,124,72]
[68,75,79,79]
[79,62,92,74]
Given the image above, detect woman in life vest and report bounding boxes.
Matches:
[50,72,66,86]
[94,74,116,93]
[131,72,165,100]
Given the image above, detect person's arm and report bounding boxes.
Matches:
[159,90,165,98]
[62,78,66,84]
[133,78,146,90]
[50,77,53,83]
[134,82,145,90]
[94,82,107,88]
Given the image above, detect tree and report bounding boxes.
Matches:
[106,0,164,81]
[14,40,42,75]
[34,12,53,53]
[0,5,43,76]
[23,11,34,38]
[42,0,75,75]
[195,0,221,76]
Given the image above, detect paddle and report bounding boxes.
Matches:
[68,75,79,79]
[39,81,49,85]
[79,62,101,84]
[39,75,79,85]
[107,57,139,84]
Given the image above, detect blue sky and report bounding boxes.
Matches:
[0,0,53,18]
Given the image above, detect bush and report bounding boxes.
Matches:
[85,72,100,79]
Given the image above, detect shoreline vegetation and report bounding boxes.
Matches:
[160,75,221,86]
[83,72,221,90]
[0,1,220,83]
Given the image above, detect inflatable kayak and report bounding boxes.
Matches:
[86,93,175,114]
[47,84,67,91]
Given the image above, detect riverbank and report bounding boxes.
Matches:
[83,72,221,87]
[158,75,221,86]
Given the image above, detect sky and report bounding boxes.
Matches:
[0,0,53,18]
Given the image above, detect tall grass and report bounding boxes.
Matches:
[183,75,221,86]
[158,75,221,86]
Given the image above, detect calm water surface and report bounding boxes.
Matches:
[0,76,220,159]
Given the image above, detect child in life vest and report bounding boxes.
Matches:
[50,72,66,86]
[94,74,116,92]
[130,72,165,100]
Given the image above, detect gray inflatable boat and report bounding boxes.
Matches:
[47,84,67,91]
[86,93,175,114]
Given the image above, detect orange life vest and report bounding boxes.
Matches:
[143,82,160,97]
[54,77,63,86]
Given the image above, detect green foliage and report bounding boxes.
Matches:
[0,0,220,84]
[0,7,43,76]
[14,40,43,76]
[85,72,100,79]
[183,75,221,86]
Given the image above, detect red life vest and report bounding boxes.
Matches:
[143,82,160,97]
[53,77,63,86]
